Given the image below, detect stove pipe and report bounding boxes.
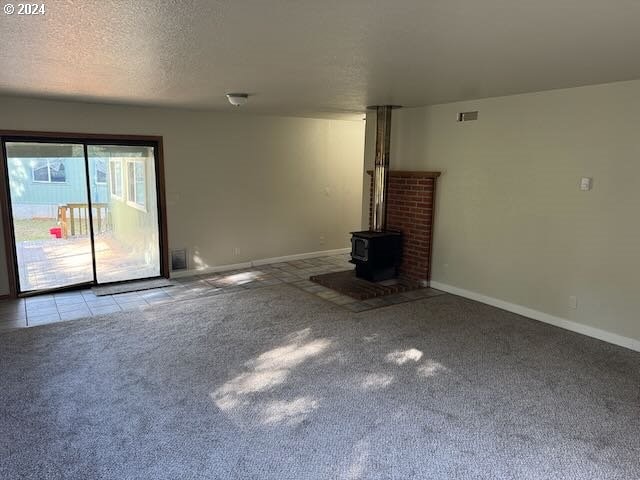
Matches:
[371,105,395,232]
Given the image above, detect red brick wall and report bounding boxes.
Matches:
[368,171,439,284]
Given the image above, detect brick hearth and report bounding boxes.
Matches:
[309,270,416,301]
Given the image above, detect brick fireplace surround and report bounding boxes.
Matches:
[368,170,441,285]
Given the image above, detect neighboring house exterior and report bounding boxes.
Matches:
[9,157,109,219]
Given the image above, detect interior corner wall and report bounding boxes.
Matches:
[364,79,640,344]
[0,96,365,295]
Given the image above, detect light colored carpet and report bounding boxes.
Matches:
[0,284,638,479]
[91,278,174,296]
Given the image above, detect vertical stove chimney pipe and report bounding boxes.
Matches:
[371,105,395,232]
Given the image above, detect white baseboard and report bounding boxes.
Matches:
[430,281,640,353]
[252,247,350,266]
[170,261,253,278]
[170,248,350,279]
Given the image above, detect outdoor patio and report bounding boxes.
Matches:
[16,234,159,292]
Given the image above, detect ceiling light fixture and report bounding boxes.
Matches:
[226,93,249,106]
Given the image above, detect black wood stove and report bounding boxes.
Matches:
[350,230,402,282]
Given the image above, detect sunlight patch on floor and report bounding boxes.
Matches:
[222,271,263,285]
[259,396,319,426]
[341,440,370,480]
[360,373,394,390]
[248,338,331,371]
[385,348,423,365]
[417,359,448,378]
[211,330,331,424]
[213,369,289,410]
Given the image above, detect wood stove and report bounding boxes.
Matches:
[350,230,402,282]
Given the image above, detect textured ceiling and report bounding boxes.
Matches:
[1,0,639,117]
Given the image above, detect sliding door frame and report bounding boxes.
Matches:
[0,130,169,298]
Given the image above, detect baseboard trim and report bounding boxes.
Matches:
[170,248,350,279]
[171,261,253,278]
[252,248,350,266]
[430,281,640,353]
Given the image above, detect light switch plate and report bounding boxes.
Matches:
[580,177,592,191]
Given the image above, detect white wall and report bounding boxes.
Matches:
[0,96,365,295]
[365,79,640,345]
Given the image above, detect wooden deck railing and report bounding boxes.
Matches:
[57,203,111,238]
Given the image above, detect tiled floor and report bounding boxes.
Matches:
[0,254,446,331]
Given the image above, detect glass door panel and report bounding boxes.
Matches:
[87,145,161,284]
[5,142,94,292]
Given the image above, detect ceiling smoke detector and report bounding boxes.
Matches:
[226,93,249,106]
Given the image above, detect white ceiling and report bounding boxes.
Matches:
[1,0,639,118]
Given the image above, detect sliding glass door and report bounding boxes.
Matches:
[4,142,94,292]
[1,135,165,295]
[87,145,160,284]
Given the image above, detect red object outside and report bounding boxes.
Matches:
[49,227,62,239]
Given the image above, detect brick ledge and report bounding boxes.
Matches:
[366,170,441,178]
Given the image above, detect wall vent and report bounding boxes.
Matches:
[458,111,479,122]
[171,249,188,271]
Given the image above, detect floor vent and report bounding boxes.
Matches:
[171,249,188,271]
[458,111,479,122]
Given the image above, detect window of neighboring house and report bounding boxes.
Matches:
[109,159,123,199]
[31,159,66,183]
[95,158,107,185]
[126,159,146,210]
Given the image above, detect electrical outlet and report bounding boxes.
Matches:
[233,247,241,256]
[568,296,578,309]
[319,235,325,245]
